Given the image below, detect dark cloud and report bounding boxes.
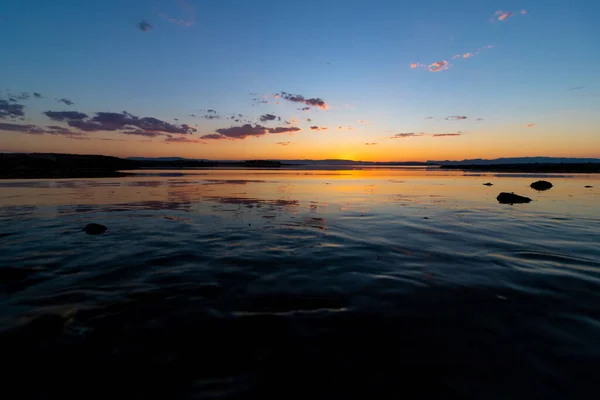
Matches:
[279,92,329,110]
[200,133,226,140]
[57,98,75,106]
[43,111,88,121]
[0,100,25,119]
[307,118,312,122]
[425,116,434,119]
[298,107,310,112]
[213,124,301,139]
[0,122,83,138]
[189,113,196,117]
[432,133,462,137]
[267,127,300,134]
[310,126,328,131]
[365,143,378,145]
[0,122,44,134]
[202,114,220,120]
[138,21,153,31]
[259,114,278,122]
[476,117,484,121]
[567,86,584,91]
[276,142,291,146]
[54,110,197,135]
[207,109,217,114]
[33,92,42,98]
[391,133,423,138]
[446,116,467,120]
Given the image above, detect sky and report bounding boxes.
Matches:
[1,0,599,161]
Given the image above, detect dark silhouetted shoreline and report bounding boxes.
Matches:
[440,163,600,173]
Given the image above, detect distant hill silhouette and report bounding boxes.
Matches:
[428,157,600,165]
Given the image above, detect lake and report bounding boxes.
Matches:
[1,167,600,399]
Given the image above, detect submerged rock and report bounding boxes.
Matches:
[483,183,493,186]
[530,180,553,191]
[83,223,107,235]
[497,192,532,204]
[585,185,593,188]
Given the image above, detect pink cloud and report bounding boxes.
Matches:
[462,53,472,59]
[520,9,527,15]
[358,120,370,124]
[428,60,449,72]
[524,123,536,127]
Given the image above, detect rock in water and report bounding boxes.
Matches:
[585,185,593,188]
[497,192,532,204]
[483,183,493,186]
[530,180,553,191]
[83,223,107,235]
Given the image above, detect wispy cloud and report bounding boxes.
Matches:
[390,133,424,138]
[200,133,226,140]
[493,9,527,22]
[524,123,535,127]
[33,92,42,98]
[432,132,462,137]
[57,98,75,106]
[164,136,204,144]
[157,0,196,27]
[462,53,473,59]
[365,142,378,145]
[0,100,25,119]
[412,45,494,72]
[476,117,484,121]
[310,126,328,131]
[0,122,84,138]
[358,120,370,124]
[446,116,467,120]
[567,86,584,91]
[276,141,291,146]
[279,92,329,110]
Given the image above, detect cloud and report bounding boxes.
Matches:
[452,54,461,59]
[57,98,75,106]
[164,136,204,144]
[7,92,30,101]
[213,124,301,139]
[432,133,462,137]
[568,86,584,91]
[424,116,434,120]
[139,21,153,31]
[157,0,196,27]
[476,117,484,121]
[391,133,423,138]
[259,114,278,122]
[44,110,197,135]
[33,92,42,98]
[200,133,226,140]
[298,107,311,112]
[462,53,473,58]
[310,126,328,131]
[358,120,370,124]
[0,100,25,119]
[201,114,220,120]
[121,129,166,137]
[279,92,329,110]
[0,122,84,138]
[410,63,418,68]
[428,60,449,72]
[276,142,291,146]
[446,116,467,120]
[493,10,527,22]
[365,142,378,145]
[43,111,88,121]
[524,123,535,127]
[0,122,44,134]
[496,11,513,21]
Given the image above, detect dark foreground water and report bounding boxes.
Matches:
[1,168,600,399]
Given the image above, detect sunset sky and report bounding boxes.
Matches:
[1,0,599,161]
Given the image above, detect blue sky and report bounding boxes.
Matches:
[1,0,599,160]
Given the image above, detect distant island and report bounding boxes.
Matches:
[1,153,599,179]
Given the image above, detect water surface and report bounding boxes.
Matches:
[1,168,599,399]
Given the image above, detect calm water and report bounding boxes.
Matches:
[1,168,600,399]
